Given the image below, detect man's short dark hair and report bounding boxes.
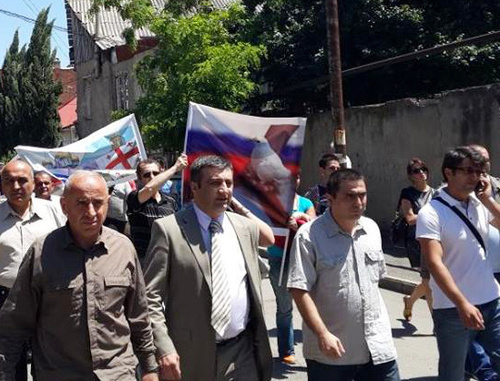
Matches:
[153,157,166,170]
[136,158,160,178]
[319,153,340,169]
[441,146,487,182]
[326,169,365,196]
[190,155,233,185]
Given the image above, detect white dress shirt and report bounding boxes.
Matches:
[193,203,250,341]
[0,197,66,288]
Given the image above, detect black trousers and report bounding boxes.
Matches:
[0,286,27,381]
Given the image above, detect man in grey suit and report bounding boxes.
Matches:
[143,155,275,381]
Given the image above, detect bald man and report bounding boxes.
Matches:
[33,171,55,201]
[34,171,65,220]
[0,160,64,381]
[0,171,159,381]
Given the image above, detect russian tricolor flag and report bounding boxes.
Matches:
[183,102,307,260]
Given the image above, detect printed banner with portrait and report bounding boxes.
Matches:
[183,102,307,265]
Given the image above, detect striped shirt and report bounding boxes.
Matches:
[126,191,177,259]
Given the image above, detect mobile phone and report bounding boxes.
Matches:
[475,181,485,193]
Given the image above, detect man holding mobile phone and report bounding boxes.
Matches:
[465,145,500,381]
[417,146,500,380]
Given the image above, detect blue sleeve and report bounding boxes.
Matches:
[297,196,314,213]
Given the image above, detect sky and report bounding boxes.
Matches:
[0,0,70,67]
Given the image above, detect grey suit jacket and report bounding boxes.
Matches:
[143,205,273,381]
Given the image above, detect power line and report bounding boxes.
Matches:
[273,30,500,95]
[53,30,69,48]
[25,0,40,14]
[0,7,69,62]
[0,8,68,32]
[12,2,67,55]
[21,0,37,17]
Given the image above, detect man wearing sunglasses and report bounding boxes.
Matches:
[465,145,500,381]
[127,154,188,265]
[417,146,500,380]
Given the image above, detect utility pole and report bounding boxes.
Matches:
[324,0,346,164]
[93,5,102,78]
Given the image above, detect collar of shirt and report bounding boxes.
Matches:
[61,223,109,254]
[193,203,224,233]
[321,208,367,238]
[440,187,481,208]
[1,197,45,221]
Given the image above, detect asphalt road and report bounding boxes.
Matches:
[262,279,439,380]
[25,279,439,381]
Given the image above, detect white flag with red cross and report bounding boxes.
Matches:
[15,114,147,185]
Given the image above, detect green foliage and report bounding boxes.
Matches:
[90,0,156,48]
[243,0,500,112]
[242,0,329,113]
[90,0,153,50]
[134,4,265,151]
[90,0,213,48]
[110,109,133,122]
[0,31,23,154]
[340,0,500,105]
[0,8,61,156]
[0,151,16,165]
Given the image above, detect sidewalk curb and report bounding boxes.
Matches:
[380,275,418,295]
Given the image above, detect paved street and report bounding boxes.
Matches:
[25,276,438,380]
[262,279,439,380]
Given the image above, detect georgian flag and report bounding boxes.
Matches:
[15,114,146,185]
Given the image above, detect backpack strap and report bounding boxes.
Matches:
[434,196,486,252]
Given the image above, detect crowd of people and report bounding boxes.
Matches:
[0,145,498,381]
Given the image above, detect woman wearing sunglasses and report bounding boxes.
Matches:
[400,158,435,321]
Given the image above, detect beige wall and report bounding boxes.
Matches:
[300,83,500,228]
[75,49,152,137]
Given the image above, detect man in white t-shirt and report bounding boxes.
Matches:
[417,146,500,381]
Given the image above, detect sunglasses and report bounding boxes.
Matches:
[410,167,428,174]
[142,171,160,178]
[452,167,486,176]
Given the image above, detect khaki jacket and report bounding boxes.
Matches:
[143,206,272,381]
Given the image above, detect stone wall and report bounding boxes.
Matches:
[75,49,151,137]
[300,83,500,228]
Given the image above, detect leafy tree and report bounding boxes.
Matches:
[89,1,264,151]
[134,4,265,151]
[90,0,216,48]
[0,8,61,156]
[20,8,62,148]
[242,0,328,114]
[0,31,24,155]
[243,0,500,112]
[341,0,500,106]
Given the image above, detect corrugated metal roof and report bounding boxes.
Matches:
[212,0,236,8]
[67,0,237,50]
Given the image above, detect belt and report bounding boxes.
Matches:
[216,329,249,347]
